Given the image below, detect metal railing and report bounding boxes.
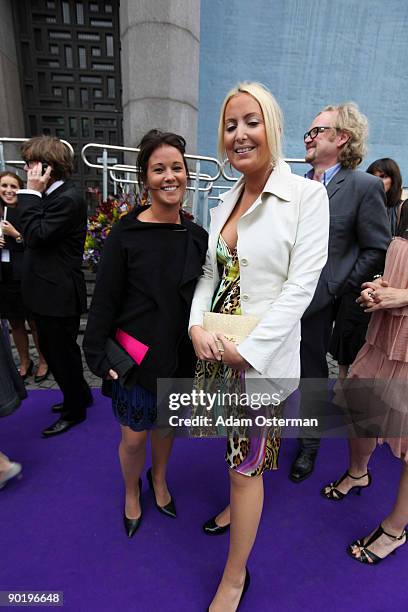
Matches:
[0,137,74,173]
[81,142,222,207]
[81,143,311,226]
[0,136,314,227]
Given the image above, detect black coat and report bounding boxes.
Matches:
[17,181,88,317]
[0,206,24,282]
[304,168,391,318]
[83,207,208,393]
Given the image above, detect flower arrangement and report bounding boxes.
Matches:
[83,191,142,271]
[83,190,195,271]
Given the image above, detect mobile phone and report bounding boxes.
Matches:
[41,162,49,175]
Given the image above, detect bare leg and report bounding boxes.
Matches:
[9,319,30,373]
[209,470,263,612]
[338,364,349,380]
[351,462,408,560]
[214,505,231,527]
[119,426,147,519]
[0,451,11,472]
[150,430,174,506]
[29,320,48,375]
[0,452,21,487]
[323,437,376,496]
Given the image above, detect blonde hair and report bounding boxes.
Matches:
[217,82,283,166]
[321,103,368,169]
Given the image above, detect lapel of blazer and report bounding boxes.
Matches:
[326,167,350,209]
[208,177,244,260]
[42,181,72,207]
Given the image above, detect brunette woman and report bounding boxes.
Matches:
[0,171,48,381]
[366,157,404,236]
[84,130,207,537]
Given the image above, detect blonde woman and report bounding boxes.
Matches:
[189,82,329,611]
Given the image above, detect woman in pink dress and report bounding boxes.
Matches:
[321,202,408,564]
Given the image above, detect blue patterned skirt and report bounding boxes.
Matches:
[112,380,157,432]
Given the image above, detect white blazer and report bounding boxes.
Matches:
[189,160,329,397]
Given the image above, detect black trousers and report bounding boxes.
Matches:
[33,314,92,421]
[298,299,338,451]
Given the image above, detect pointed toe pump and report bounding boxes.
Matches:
[123,478,142,537]
[146,468,177,518]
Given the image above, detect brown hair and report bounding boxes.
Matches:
[0,171,24,189]
[20,136,73,180]
[366,158,402,209]
[136,129,189,190]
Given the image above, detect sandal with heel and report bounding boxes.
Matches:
[321,469,371,501]
[348,523,407,565]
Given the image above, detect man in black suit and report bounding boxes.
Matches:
[290,103,391,482]
[18,136,92,437]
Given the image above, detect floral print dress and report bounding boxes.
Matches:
[194,234,281,476]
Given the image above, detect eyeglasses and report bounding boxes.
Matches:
[303,126,336,141]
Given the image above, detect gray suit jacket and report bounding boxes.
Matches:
[304,167,391,318]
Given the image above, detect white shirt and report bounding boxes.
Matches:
[17,180,65,198]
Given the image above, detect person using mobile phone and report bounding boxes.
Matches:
[18,136,92,437]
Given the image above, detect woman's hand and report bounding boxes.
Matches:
[361,285,408,312]
[216,335,251,371]
[0,235,5,248]
[357,279,388,308]
[190,325,222,361]
[0,220,19,239]
[107,369,118,380]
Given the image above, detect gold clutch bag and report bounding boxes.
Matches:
[203,312,259,345]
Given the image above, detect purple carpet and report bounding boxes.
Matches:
[1,389,406,611]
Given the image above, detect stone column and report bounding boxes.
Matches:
[120,0,200,153]
[0,0,24,137]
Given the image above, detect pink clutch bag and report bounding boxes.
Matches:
[115,329,149,365]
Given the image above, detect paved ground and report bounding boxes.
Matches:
[11,332,340,391]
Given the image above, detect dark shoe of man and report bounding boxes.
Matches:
[42,416,86,438]
[52,395,93,413]
[289,448,318,483]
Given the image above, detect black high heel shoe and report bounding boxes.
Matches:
[348,523,407,565]
[34,366,49,384]
[203,515,230,535]
[207,567,250,612]
[321,470,371,501]
[123,478,142,538]
[146,468,176,518]
[20,359,34,381]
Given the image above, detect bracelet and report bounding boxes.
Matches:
[372,274,382,280]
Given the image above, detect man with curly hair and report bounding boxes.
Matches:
[290,103,391,482]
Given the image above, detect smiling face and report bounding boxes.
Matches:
[0,174,20,206]
[146,144,188,208]
[223,93,270,177]
[304,110,342,168]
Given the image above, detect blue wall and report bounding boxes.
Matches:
[198,0,408,181]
